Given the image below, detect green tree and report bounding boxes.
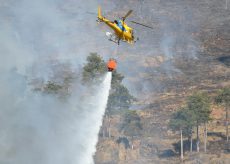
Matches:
[111,70,124,87]
[82,53,107,84]
[187,92,211,152]
[120,110,142,136]
[215,87,230,142]
[107,70,135,112]
[82,53,135,112]
[107,83,135,112]
[169,107,196,160]
[44,81,63,94]
[82,53,136,137]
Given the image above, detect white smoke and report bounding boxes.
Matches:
[0,0,113,163]
[0,71,112,164]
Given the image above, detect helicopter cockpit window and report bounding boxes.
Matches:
[114,20,126,32]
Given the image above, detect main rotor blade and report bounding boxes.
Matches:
[122,10,133,21]
[130,21,154,29]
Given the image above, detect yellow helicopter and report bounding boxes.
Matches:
[97,6,153,45]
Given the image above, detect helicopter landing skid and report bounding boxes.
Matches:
[109,38,119,45]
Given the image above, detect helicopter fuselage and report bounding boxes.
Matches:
[98,7,134,44]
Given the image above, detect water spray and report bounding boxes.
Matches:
[92,72,112,156]
[85,72,112,164]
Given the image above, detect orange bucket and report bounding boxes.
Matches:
[107,59,117,71]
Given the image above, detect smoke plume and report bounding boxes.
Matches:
[0,0,113,163]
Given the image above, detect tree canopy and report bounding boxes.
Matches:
[169,107,195,136]
[170,92,211,134]
[187,92,211,124]
[107,83,135,111]
[120,110,142,136]
[215,87,230,106]
[82,53,107,84]
[82,53,135,113]
[215,87,230,142]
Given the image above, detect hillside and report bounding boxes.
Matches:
[94,0,230,163]
[1,0,229,163]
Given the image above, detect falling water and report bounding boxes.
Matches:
[84,72,112,164]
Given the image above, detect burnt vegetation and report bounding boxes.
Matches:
[94,0,230,163]
[31,0,228,163]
